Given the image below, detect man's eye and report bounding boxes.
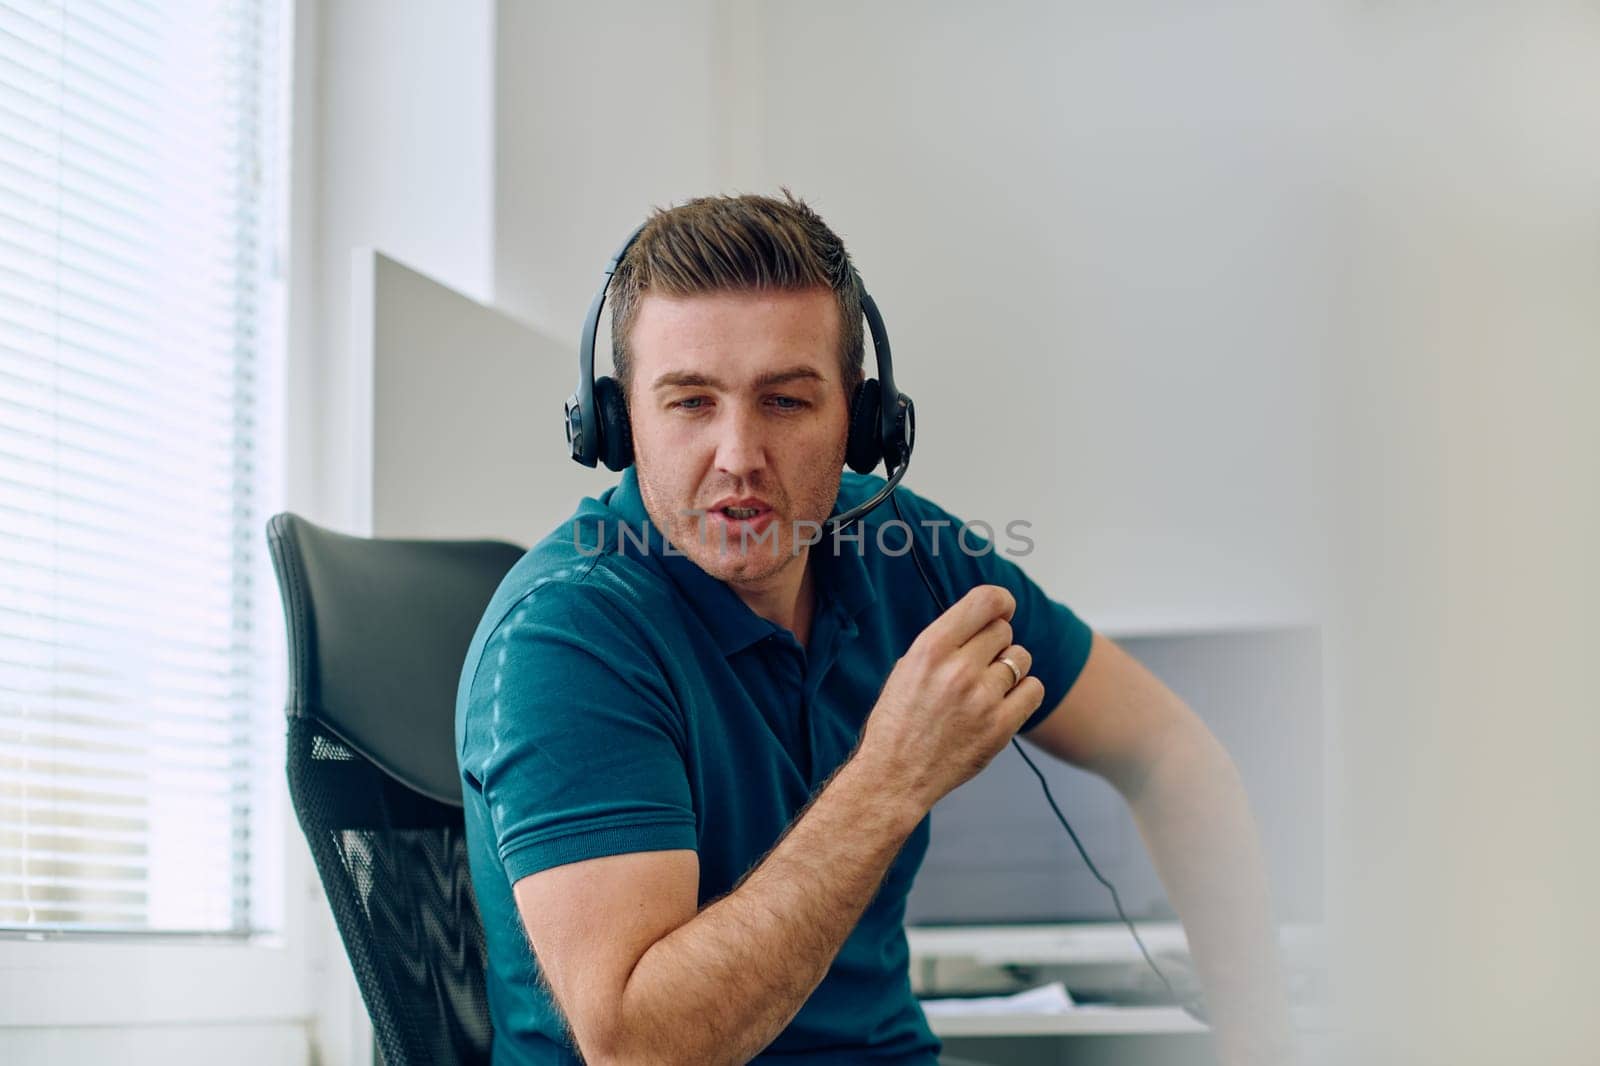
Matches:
[769,396,808,411]
[672,397,709,411]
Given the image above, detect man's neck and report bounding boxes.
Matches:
[731,549,817,650]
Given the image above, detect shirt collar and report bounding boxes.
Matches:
[603,467,877,657]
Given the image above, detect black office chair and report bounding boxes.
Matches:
[266,512,525,1066]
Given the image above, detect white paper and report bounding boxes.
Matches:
[919,981,1077,1016]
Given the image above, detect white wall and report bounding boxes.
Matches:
[359,250,597,541]
[306,0,497,536]
[752,3,1339,632]
[1322,7,1600,1063]
[492,0,723,338]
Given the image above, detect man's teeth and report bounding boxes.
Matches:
[723,507,761,519]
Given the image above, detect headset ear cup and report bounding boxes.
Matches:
[884,392,914,470]
[845,378,883,475]
[593,376,634,471]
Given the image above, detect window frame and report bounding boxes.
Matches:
[0,0,316,1030]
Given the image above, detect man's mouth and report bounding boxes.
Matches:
[708,497,774,521]
[703,499,778,545]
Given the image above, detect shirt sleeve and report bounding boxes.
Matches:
[883,487,1095,734]
[459,581,698,884]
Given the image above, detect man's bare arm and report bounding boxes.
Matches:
[620,755,921,1064]
[1025,632,1297,1065]
[1124,713,1297,1064]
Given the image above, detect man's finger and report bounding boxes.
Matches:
[965,617,1014,667]
[989,643,1033,695]
[921,584,1016,652]
[999,676,1047,732]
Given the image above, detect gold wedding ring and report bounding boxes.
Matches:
[998,655,1022,689]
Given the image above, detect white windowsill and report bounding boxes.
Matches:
[0,815,315,1029]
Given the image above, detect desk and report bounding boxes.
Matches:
[908,922,1328,1066]
[908,921,1198,1002]
[923,1007,1334,1066]
[925,1004,1206,1038]
[909,921,1323,987]
[910,921,1194,970]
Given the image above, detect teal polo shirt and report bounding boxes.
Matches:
[456,468,1093,1064]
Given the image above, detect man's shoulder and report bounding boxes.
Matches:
[487,527,671,639]
[459,499,676,688]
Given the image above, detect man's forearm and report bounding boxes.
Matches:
[1127,723,1298,1065]
[604,752,923,1066]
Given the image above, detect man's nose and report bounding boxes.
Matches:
[713,402,768,479]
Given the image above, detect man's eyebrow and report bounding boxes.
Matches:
[753,366,827,389]
[650,365,828,391]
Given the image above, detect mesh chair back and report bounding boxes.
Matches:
[266,512,524,1066]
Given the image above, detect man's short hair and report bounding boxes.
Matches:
[608,189,867,402]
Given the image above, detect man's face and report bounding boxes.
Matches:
[626,287,851,594]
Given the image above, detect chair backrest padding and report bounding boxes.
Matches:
[266,513,525,806]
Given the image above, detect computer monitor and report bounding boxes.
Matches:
[905,625,1324,927]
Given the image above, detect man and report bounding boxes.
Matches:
[456,192,1295,1064]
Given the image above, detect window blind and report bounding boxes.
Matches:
[0,0,285,935]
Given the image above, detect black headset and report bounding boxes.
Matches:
[563,222,916,529]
